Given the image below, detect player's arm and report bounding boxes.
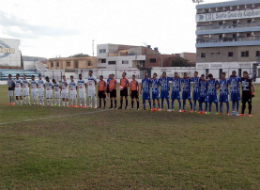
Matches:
[140,81,143,95]
[216,80,220,89]
[104,81,107,92]
[137,81,140,96]
[251,82,255,94]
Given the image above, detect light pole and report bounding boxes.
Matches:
[192,0,204,5]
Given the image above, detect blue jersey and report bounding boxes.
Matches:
[142,78,151,94]
[151,78,160,94]
[219,79,230,95]
[171,77,181,92]
[229,76,241,94]
[159,77,171,92]
[207,79,220,95]
[181,78,192,93]
[199,80,207,97]
[191,77,201,92]
[107,78,112,86]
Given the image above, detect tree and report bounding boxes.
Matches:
[69,53,90,58]
[172,57,190,67]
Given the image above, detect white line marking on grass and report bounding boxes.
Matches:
[0,109,113,125]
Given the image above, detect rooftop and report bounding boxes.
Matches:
[196,0,260,9]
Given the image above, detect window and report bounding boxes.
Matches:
[241,51,249,57]
[66,62,71,67]
[219,34,222,39]
[56,62,59,67]
[74,60,79,68]
[228,52,233,57]
[233,21,237,25]
[149,58,156,63]
[122,60,129,64]
[201,53,206,58]
[108,61,116,65]
[256,51,260,57]
[247,20,252,24]
[247,33,251,37]
[51,62,54,67]
[101,59,106,63]
[219,21,223,25]
[99,49,106,54]
[88,61,92,66]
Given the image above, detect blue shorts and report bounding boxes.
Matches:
[231,93,241,102]
[207,94,218,103]
[182,91,191,100]
[199,96,207,103]
[171,91,180,100]
[193,92,200,101]
[142,93,150,100]
[219,95,229,103]
[161,91,169,99]
[152,93,160,100]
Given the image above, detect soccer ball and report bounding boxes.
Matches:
[120,86,124,90]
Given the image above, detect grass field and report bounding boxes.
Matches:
[0,85,260,190]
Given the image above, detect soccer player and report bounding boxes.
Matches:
[37,74,45,106]
[7,74,15,105]
[206,74,220,114]
[198,74,208,114]
[171,72,182,112]
[14,74,23,105]
[98,75,107,109]
[151,73,160,111]
[240,71,255,117]
[191,71,201,112]
[141,72,152,111]
[78,74,87,107]
[45,76,53,106]
[106,74,112,99]
[181,72,193,112]
[159,71,171,111]
[30,75,38,105]
[130,75,140,110]
[219,72,230,116]
[22,74,30,105]
[69,75,77,107]
[88,70,97,108]
[61,75,69,107]
[119,72,129,110]
[109,74,117,109]
[52,79,61,106]
[229,70,241,116]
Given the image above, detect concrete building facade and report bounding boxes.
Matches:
[0,38,21,67]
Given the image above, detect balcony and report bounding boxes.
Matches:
[196,36,260,48]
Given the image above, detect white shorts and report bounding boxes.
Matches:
[70,93,77,100]
[61,92,69,99]
[23,89,29,96]
[15,89,22,97]
[46,92,53,99]
[8,90,14,97]
[54,92,61,99]
[78,91,86,99]
[38,90,44,97]
[31,91,38,98]
[88,89,96,97]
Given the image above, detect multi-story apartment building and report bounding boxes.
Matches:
[196,0,260,77]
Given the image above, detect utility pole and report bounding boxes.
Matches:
[92,40,94,57]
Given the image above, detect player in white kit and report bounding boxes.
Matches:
[14,74,23,105]
[52,79,61,106]
[61,75,69,107]
[69,75,77,107]
[77,74,87,107]
[88,70,97,108]
[30,75,38,105]
[22,74,30,105]
[37,74,45,106]
[45,76,54,106]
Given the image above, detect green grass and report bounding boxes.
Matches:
[0,85,260,189]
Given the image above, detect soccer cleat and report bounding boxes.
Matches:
[118,107,122,110]
[179,109,182,113]
[218,112,222,115]
[239,114,244,117]
[207,112,211,114]
[198,111,204,114]
[137,108,139,111]
[158,108,162,111]
[230,112,236,116]
[94,106,98,109]
[109,106,113,109]
[79,105,82,108]
[172,109,175,112]
[248,114,252,117]
[167,109,172,112]
[190,109,194,113]
[74,105,78,108]
[226,113,230,116]
[12,103,15,105]
[83,106,87,108]
[7,103,11,106]
[69,105,73,107]
[236,112,240,117]
[181,110,186,113]
[215,112,219,115]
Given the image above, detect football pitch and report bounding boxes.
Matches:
[0,85,260,190]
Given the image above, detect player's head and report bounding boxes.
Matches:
[89,70,93,76]
[145,72,149,78]
[184,72,188,78]
[232,70,237,77]
[99,75,103,80]
[243,71,249,78]
[132,75,136,80]
[162,71,166,78]
[79,73,82,79]
[62,75,66,81]
[8,74,12,79]
[221,72,226,79]
[122,72,126,78]
[31,75,35,80]
[23,74,27,79]
[208,74,213,80]
[70,75,74,81]
[174,72,178,78]
[194,71,198,77]
[45,76,50,82]
[39,74,42,80]
[153,73,157,79]
[201,74,205,80]
[111,74,114,79]
[16,73,19,79]
[52,79,56,83]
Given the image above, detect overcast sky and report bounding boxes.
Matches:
[0,0,228,58]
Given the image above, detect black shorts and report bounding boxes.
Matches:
[98,91,106,99]
[110,89,117,98]
[242,93,252,102]
[106,87,110,93]
[120,88,128,97]
[131,90,139,99]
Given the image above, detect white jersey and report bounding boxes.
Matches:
[61,80,69,94]
[45,82,53,93]
[30,80,38,92]
[22,79,30,96]
[78,79,86,92]
[53,82,61,93]
[88,75,97,91]
[14,79,22,91]
[69,81,77,94]
[37,79,45,91]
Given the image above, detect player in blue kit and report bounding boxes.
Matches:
[207,74,220,114]
[191,71,201,113]
[151,73,161,111]
[171,72,182,112]
[181,72,193,112]
[218,72,230,116]
[198,74,208,114]
[229,70,241,116]
[140,72,152,111]
[159,71,171,112]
